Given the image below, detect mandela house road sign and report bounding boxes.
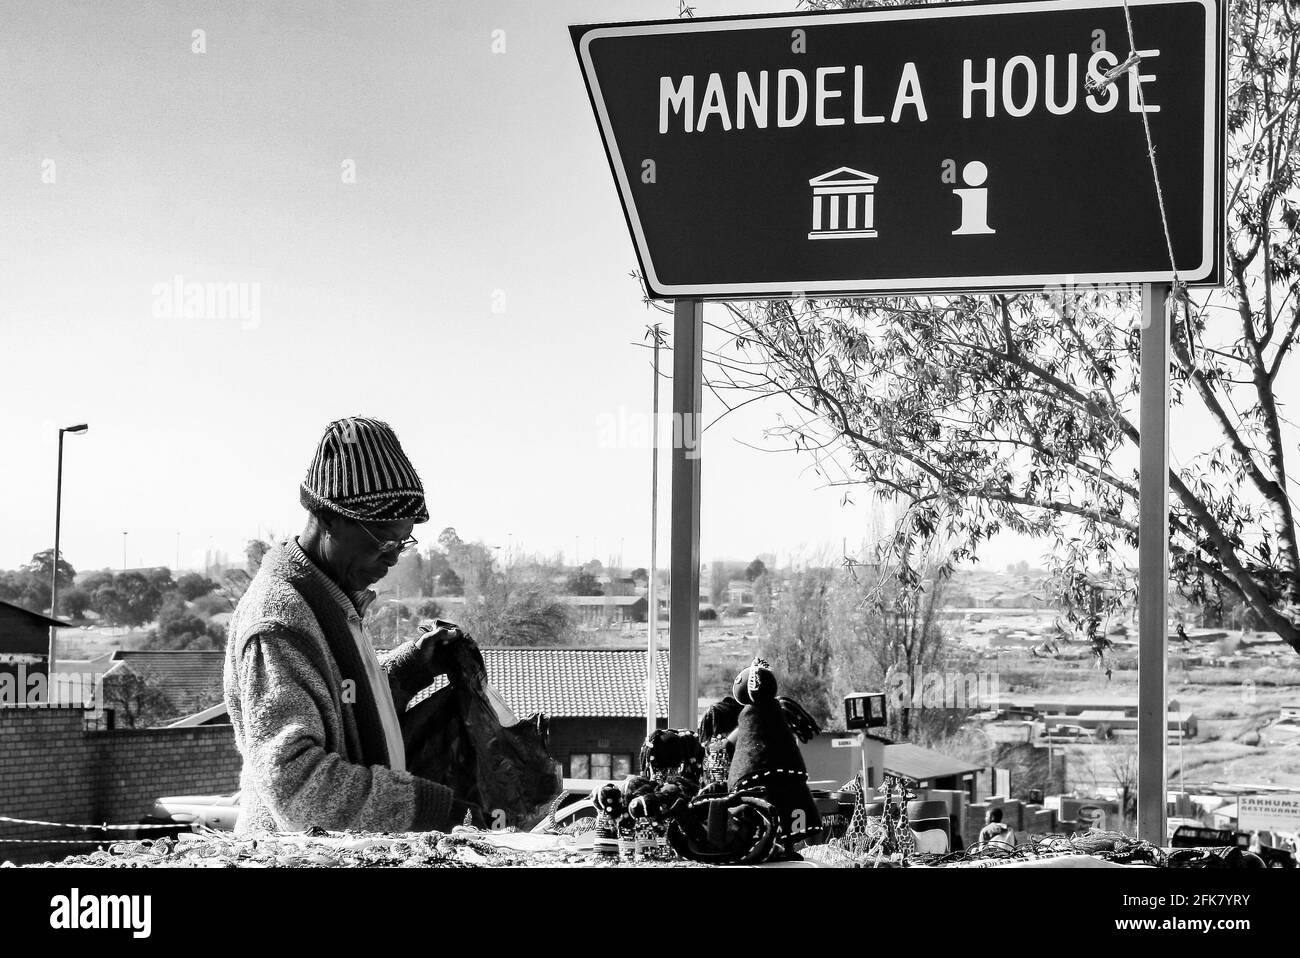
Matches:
[570,0,1226,300]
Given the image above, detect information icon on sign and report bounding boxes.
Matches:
[808,167,879,240]
[952,160,996,236]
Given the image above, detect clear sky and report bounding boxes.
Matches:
[0,0,1254,576]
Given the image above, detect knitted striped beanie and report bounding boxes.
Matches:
[299,417,429,524]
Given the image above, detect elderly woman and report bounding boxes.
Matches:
[223,416,478,835]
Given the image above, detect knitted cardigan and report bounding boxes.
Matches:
[223,540,454,835]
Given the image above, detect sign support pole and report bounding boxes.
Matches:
[1138,282,1171,845]
[646,326,661,736]
[669,297,703,729]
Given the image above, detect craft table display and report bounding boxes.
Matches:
[16,826,1261,869]
[12,658,1268,869]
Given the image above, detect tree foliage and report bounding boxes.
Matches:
[175,572,219,601]
[435,527,497,598]
[100,667,179,729]
[430,528,573,645]
[90,575,161,627]
[388,550,426,597]
[57,587,92,620]
[759,568,837,724]
[144,593,226,650]
[563,571,604,596]
[365,600,415,649]
[751,557,966,738]
[828,562,969,743]
[437,568,464,596]
[458,580,572,646]
[0,550,76,615]
[698,0,1300,652]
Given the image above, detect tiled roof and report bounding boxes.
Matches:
[55,653,117,675]
[109,650,225,704]
[422,647,670,719]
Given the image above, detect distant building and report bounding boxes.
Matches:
[113,566,174,583]
[0,599,68,659]
[725,580,755,608]
[1031,696,1179,716]
[556,594,648,626]
[97,650,226,726]
[0,601,71,699]
[803,734,985,796]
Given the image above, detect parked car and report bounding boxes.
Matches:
[1039,723,1095,744]
[135,790,241,838]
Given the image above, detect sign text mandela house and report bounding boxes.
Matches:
[572,0,1225,299]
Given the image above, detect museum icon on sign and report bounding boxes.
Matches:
[808,167,879,240]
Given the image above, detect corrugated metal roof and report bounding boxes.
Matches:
[420,647,670,719]
[555,595,646,607]
[165,702,231,727]
[0,599,70,629]
[0,600,70,655]
[884,743,986,783]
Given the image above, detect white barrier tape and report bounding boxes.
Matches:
[0,814,183,831]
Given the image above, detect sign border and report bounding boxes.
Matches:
[571,0,1226,300]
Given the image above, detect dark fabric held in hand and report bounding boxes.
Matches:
[400,642,559,827]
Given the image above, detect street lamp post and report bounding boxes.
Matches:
[49,423,88,675]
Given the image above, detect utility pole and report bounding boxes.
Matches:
[646,323,665,735]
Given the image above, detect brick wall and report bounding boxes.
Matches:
[0,707,240,865]
[549,716,651,776]
[86,725,242,826]
[0,709,97,863]
[966,797,1059,845]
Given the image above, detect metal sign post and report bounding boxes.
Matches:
[668,297,703,729]
[1138,282,1171,845]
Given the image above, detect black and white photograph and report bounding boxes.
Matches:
[0,0,1295,938]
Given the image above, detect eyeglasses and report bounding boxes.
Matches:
[354,521,418,556]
